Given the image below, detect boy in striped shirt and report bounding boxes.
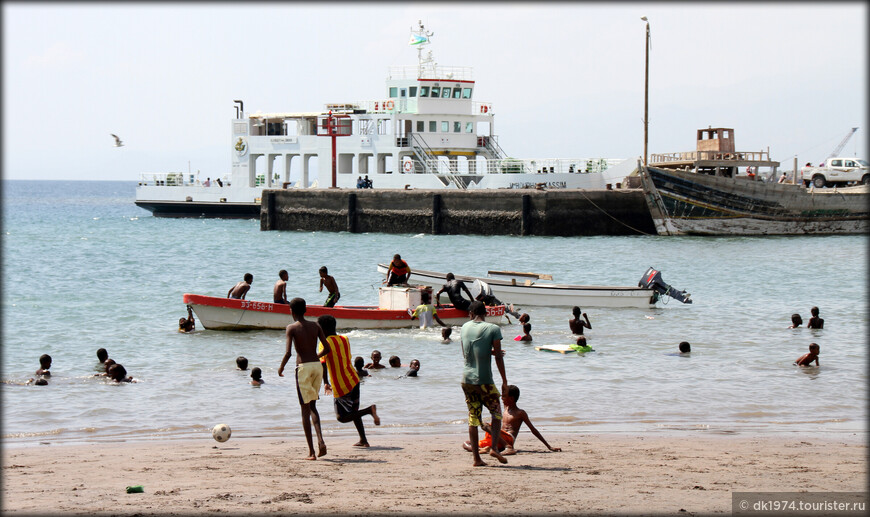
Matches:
[317,315,380,447]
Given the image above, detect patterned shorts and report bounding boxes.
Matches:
[461,383,502,427]
[324,292,340,308]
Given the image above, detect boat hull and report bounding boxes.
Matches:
[376,265,657,308]
[135,200,260,219]
[183,294,503,330]
[641,166,870,236]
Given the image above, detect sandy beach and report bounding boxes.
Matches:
[2,431,865,515]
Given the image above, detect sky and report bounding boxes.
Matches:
[3,2,867,181]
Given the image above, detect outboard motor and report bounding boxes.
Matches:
[639,267,692,304]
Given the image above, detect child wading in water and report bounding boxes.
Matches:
[795,343,820,366]
[463,384,561,455]
[569,306,592,335]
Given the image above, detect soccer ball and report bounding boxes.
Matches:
[212,423,231,443]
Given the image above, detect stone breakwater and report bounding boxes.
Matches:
[260,188,654,236]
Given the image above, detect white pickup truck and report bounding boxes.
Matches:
[800,157,870,187]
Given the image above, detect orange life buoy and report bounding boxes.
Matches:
[386,100,395,110]
[403,161,412,172]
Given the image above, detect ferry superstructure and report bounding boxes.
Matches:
[135,21,635,218]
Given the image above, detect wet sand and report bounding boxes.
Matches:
[2,432,865,515]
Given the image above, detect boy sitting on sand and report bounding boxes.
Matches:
[795,343,820,366]
[463,384,561,455]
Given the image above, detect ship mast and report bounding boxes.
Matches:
[411,20,436,79]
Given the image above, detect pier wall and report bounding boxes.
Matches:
[260,189,655,236]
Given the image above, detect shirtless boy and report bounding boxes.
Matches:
[36,354,52,377]
[807,307,824,329]
[318,267,340,307]
[274,270,289,304]
[228,273,253,300]
[569,306,592,335]
[278,297,331,460]
[464,384,561,456]
[795,343,820,366]
[364,350,386,369]
[518,323,532,342]
[178,306,195,332]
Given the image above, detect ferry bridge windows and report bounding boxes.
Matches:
[416,121,425,132]
[441,121,449,132]
[389,87,398,98]
[462,88,472,99]
[400,88,406,97]
[452,88,462,99]
[430,86,440,97]
[466,122,473,133]
[453,122,461,133]
[441,88,451,98]
[409,87,417,97]
[429,121,437,132]
[420,86,430,97]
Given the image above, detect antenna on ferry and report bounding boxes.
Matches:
[410,20,435,79]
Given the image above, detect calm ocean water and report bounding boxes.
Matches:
[2,180,867,447]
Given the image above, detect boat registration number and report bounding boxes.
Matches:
[486,306,505,317]
[240,300,272,311]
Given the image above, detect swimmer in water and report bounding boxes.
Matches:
[251,367,264,386]
[569,306,592,335]
[795,343,820,366]
[364,350,386,370]
[788,313,803,329]
[807,307,824,329]
[36,354,52,377]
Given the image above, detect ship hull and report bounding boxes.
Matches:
[641,166,870,236]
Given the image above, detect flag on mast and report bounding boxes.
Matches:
[409,34,428,46]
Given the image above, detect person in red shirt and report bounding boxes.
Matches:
[386,254,411,286]
[317,315,380,447]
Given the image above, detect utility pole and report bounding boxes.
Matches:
[641,16,650,168]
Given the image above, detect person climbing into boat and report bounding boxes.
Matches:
[568,306,592,335]
[178,306,196,332]
[474,281,520,319]
[410,291,447,328]
[435,273,473,312]
[318,266,340,307]
[228,273,253,300]
[278,297,331,460]
[386,254,411,286]
[274,270,289,304]
[316,314,380,448]
[807,307,824,329]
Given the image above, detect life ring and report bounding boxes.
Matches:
[386,100,395,110]
[403,161,413,172]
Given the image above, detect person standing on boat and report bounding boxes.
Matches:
[385,254,411,286]
[318,266,340,307]
[435,273,473,312]
[203,177,211,187]
[460,300,509,467]
[316,314,380,448]
[228,273,253,300]
[274,270,289,304]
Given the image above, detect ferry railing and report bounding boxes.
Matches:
[138,173,229,187]
[410,133,439,174]
[387,65,473,81]
[415,158,617,176]
[650,150,774,163]
[334,99,493,117]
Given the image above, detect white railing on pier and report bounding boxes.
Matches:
[650,150,774,163]
[387,65,473,81]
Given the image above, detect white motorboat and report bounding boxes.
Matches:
[376,265,692,308]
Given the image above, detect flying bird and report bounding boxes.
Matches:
[111,134,124,147]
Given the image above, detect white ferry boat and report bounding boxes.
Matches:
[135,21,635,218]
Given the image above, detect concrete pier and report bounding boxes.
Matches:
[260,188,655,236]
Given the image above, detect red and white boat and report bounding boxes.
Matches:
[183,287,505,331]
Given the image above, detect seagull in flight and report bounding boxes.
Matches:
[111,134,124,147]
